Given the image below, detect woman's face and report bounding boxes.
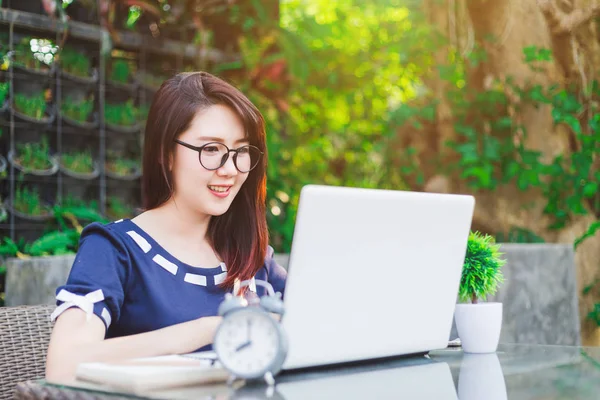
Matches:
[171,104,250,217]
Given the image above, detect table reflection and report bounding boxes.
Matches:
[458,353,507,400]
[227,359,458,400]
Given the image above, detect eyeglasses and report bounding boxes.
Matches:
[174,139,263,173]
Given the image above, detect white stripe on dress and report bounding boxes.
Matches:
[126,231,152,253]
[184,273,207,286]
[214,272,227,285]
[101,307,112,328]
[152,254,178,275]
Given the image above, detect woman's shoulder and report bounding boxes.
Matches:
[79,219,136,251]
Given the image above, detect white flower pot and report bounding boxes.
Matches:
[454,302,502,353]
[458,353,507,400]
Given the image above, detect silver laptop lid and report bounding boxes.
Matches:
[281,185,474,370]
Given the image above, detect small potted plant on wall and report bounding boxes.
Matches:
[454,231,506,353]
[105,154,141,180]
[105,99,140,131]
[58,46,98,86]
[6,184,54,243]
[61,95,97,129]
[13,90,55,125]
[8,136,59,176]
[108,58,137,93]
[60,149,100,201]
[11,36,56,82]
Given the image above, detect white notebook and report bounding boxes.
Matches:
[74,352,229,395]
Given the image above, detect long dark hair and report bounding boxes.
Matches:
[142,71,268,289]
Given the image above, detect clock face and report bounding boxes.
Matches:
[214,308,282,378]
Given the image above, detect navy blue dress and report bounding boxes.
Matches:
[51,219,287,347]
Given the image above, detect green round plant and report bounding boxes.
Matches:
[459,231,506,304]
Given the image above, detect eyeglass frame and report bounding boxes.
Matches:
[173,139,264,173]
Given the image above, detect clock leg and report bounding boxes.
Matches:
[263,371,275,386]
[265,385,275,398]
[227,374,237,386]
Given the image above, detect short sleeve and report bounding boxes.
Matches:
[51,222,130,332]
[264,245,287,297]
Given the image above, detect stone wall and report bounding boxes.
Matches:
[5,255,76,307]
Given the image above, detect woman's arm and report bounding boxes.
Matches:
[45,308,221,383]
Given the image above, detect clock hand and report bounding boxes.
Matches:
[247,318,253,341]
[235,341,252,352]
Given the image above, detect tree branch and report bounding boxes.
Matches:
[538,0,600,35]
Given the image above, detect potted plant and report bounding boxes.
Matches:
[8,136,58,176]
[11,36,56,77]
[107,58,137,94]
[454,231,506,353]
[5,184,54,243]
[105,154,141,180]
[61,95,97,129]
[13,91,55,125]
[60,149,100,201]
[105,99,141,133]
[10,36,57,109]
[58,46,98,85]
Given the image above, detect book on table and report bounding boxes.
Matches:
[58,352,232,397]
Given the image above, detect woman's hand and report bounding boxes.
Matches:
[46,310,223,383]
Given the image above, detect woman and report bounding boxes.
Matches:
[45,72,287,382]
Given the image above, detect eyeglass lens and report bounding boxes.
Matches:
[200,143,261,172]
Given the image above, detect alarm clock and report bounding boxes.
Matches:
[214,279,287,386]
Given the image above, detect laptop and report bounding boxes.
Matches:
[280,184,475,371]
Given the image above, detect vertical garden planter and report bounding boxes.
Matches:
[0,5,218,248]
[105,159,142,209]
[7,144,59,187]
[0,3,239,307]
[11,51,56,126]
[7,136,59,240]
[11,101,55,126]
[3,198,54,243]
[11,54,56,99]
[59,154,100,203]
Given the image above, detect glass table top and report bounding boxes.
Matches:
[41,343,600,400]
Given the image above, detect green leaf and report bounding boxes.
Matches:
[583,182,598,198]
[574,221,600,249]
